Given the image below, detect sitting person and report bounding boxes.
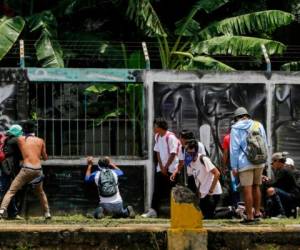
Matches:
[263,152,300,218]
[84,156,135,219]
[185,140,222,219]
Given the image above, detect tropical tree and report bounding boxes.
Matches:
[127,0,295,71]
[0,10,64,67]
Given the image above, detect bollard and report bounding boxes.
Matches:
[168,186,207,250]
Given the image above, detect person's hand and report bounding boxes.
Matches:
[170,171,178,182]
[161,166,168,176]
[87,156,93,165]
[262,175,269,182]
[232,169,238,177]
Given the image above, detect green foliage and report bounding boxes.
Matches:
[0,16,25,61]
[192,35,286,57]
[198,10,295,40]
[281,61,300,71]
[28,11,64,67]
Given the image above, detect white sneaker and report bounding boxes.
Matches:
[44,211,51,220]
[141,208,157,218]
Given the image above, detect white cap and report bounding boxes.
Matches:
[286,158,294,166]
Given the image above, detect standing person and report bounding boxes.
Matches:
[142,118,180,218]
[84,156,135,219]
[170,130,206,193]
[221,122,240,208]
[0,121,51,219]
[263,152,300,218]
[230,107,267,224]
[0,125,23,219]
[185,140,222,219]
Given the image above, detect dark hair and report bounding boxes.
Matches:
[98,157,110,168]
[186,139,199,152]
[179,129,195,140]
[279,158,286,164]
[154,117,168,130]
[21,120,36,133]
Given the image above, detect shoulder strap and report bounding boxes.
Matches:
[199,154,207,165]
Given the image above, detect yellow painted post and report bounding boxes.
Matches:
[168,186,207,250]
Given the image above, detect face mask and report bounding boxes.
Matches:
[185,152,197,166]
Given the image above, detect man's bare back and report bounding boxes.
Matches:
[18,135,48,167]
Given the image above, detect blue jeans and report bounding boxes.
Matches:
[0,174,18,218]
[94,202,129,218]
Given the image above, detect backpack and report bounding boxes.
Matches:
[243,121,267,164]
[98,168,118,197]
[0,132,7,162]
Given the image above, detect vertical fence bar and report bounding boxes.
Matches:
[125,84,127,157]
[43,84,47,155]
[117,87,119,156]
[109,120,111,155]
[77,87,79,155]
[60,84,63,156]
[93,119,95,156]
[35,84,39,137]
[101,122,103,155]
[133,84,136,156]
[69,85,71,156]
[52,84,55,156]
[84,93,87,156]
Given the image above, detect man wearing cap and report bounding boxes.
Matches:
[0,124,23,219]
[0,121,51,219]
[230,107,267,224]
[263,152,300,218]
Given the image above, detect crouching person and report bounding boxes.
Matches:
[185,140,222,219]
[84,156,135,219]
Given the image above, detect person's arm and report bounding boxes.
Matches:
[230,129,240,176]
[208,168,220,194]
[85,156,93,178]
[41,140,48,161]
[157,152,167,175]
[170,160,184,181]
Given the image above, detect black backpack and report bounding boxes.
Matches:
[98,168,118,197]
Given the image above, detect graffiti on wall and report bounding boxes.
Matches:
[0,69,28,131]
[154,82,266,165]
[274,84,300,165]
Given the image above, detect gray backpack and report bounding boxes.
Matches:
[243,121,268,164]
[98,168,118,197]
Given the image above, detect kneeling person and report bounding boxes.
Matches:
[84,156,135,219]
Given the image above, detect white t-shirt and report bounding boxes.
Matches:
[94,171,123,204]
[154,131,180,173]
[188,154,222,198]
[179,141,207,176]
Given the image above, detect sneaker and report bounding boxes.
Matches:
[0,209,7,219]
[93,207,104,219]
[44,211,51,220]
[127,206,136,218]
[141,208,157,218]
[12,215,25,220]
[271,214,286,220]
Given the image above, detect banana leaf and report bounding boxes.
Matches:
[192,35,286,57]
[185,55,235,71]
[198,10,295,40]
[127,0,167,37]
[28,11,64,67]
[0,16,25,61]
[281,61,300,71]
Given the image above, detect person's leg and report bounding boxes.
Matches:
[34,182,50,216]
[199,196,210,219]
[100,202,128,218]
[266,187,285,216]
[239,170,254,220]
[252,168,264,217]
[151,172,164,213]
[0,169,38,215]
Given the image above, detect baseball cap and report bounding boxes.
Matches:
[6,124,23,137]
[271,152,286,162]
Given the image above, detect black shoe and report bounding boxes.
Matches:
[240,218,257,225]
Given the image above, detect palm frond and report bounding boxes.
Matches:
[281,61,300,71]
[198,10,295,40]
[192,35,286,57]
[0,16,25,61]
[126,0,166,37]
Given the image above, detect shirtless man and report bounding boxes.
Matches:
[0,121,51,219]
